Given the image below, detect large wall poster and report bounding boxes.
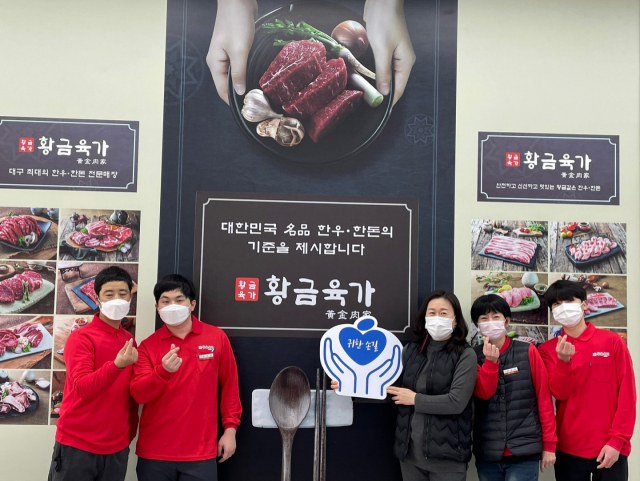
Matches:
[159,1,458,480]
[194,192,418,337]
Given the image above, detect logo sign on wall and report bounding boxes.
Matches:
[477,132,619,205]
[0,117,139,192]
[193,192,418,338]
[320,316,403,400]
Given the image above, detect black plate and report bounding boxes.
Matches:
[71,277,98,311]
[0,219,52,252]
[564,241,622,267]
[229,1,394,165]
[0,383,39,418]
[479,241,541,269]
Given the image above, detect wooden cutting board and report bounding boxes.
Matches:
[64,277,138,314]
[514,230,544,237]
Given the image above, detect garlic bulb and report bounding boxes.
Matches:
[241,89,283,123]
[257,117,305,147]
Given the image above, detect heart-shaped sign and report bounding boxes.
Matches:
[338,327,387,366]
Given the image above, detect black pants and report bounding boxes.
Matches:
[137,457,218,481]
[47,441,129,481]
[555,450,628,481]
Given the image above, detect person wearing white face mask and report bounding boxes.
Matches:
[49,266,138,481]
[470,294,556,481]
[539,280,636,481]
[386,290,477,481]
[130,274,242,481]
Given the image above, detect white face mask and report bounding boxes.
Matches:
[478,320,506,342]
[425,316,454,340]
[100,298,131,321]
[159,304,191,326]
[552,302,584,327]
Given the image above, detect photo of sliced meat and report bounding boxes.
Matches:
[497,287,533,307]
[71,232,91,245]
[0,284,14,303]
[3,278,24,301]
[307,90,364,143]
[99,235,120,249]
[113,226,132,242]
[0,215,42,246]
[84,238,100,248]
[259,40,327,106]
[483,236,538,265]
[85,221,112,237]
[283,58,348,118]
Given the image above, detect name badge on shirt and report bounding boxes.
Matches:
[197,345,215,360]
[503,367,518,376]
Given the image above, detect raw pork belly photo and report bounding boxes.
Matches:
[497,287,534,307]
[484,236,538,264]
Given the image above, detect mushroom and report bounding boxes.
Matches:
[257,118,305,147]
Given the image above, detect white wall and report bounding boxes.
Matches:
[0,1,166,478]
[456,0,640,479]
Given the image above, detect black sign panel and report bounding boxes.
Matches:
[194,192,418,338]
[477,132,619,205]
[0,117,138,191]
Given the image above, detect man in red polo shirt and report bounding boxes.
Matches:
[539,280,636,481]
[49,266,139,481]
[131,274,242,481]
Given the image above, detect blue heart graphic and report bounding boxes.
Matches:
[339,327,387,366]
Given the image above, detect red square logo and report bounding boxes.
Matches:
[235,277,259,301]
[505,152,520,167]
[19,137,34,153]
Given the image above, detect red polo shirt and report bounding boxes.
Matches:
[56,314,138,454]
[539,323,636,458]
[131,316,242,461]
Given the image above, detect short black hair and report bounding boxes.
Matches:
[94,266,133,296]
[470,294,511,326]
[154,274,197,303]
[544,280,587,307]
[415,290,469,354]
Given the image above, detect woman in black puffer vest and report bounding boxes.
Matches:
[387,290,477,481]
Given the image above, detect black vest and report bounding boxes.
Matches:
[473,339,543,462]
[393,341,473,463]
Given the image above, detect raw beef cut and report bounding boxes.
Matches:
[259,40,326,106]
[483,236,538,264]
[0,284,14,303]
[14,274,36,293]
[84,238,100,248]
[86,221,111,237]
[497,287,533,307]
[80,279,98,304]
[25,329,43,348]
[0,215,42,246]
[283,58,348,118]
[113,226,132,243]
[4,277,24,300]
[72,232,91,245]
[99,235,120,249]
[307,90,364,143]
[584,293,618,315]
